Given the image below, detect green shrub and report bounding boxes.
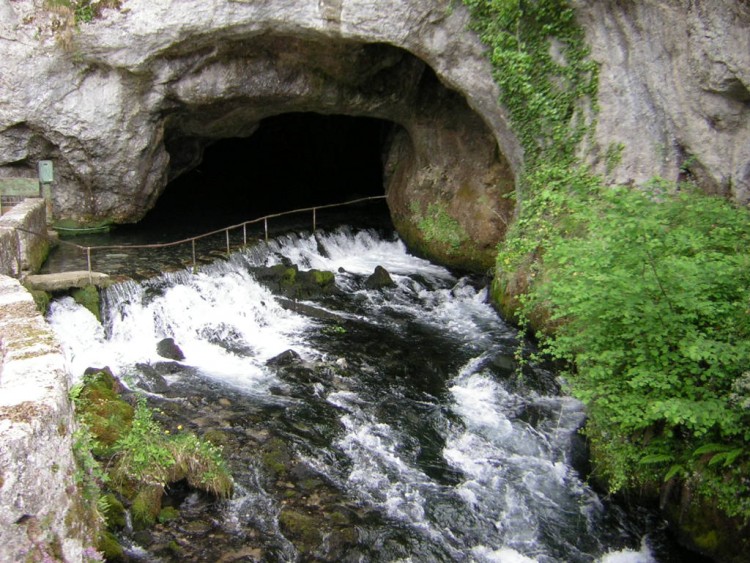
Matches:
[412,202,468,253]
[463,0,750,522]
[523,183,750,517]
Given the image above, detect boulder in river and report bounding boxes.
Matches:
[252,264,339,300]
[156,337,185,361]
[364,265,396,290]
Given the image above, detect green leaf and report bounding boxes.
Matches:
[664,464,685,482]
[639,453,673,465]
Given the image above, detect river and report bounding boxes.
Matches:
[45,217,692,562]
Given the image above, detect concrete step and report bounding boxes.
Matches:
[23,271,110,292]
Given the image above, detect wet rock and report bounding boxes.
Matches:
[266,349,302,367]
[156,338,185,361]
[260,438,292,479]
[364,265,396,289]
[277,297,343,321]
[278,509,322,552]
[251,264,339,300]
[131,530,153,547]
[198,324,254,355]
[178,520,214,537]
[133,363,169,393]
[216,546,262,562]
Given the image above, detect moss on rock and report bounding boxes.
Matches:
[26,288,52,314]
[101,493,126,529]
[71,285,101,321]
[279,509,322,552]
[131,485,164,529]
[97,530,125,562]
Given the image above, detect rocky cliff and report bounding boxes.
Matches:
[0,0,520,270]
[575,0,750,203]
[0,0,747,269]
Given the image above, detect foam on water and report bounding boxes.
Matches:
[45,226,662,562]
[263,228,455,280]
[327,391,438,531]
[598,538,656,563]
[48,263,313,392]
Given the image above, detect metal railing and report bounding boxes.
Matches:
[17,195,387,279]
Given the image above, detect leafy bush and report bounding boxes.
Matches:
[72,372,233,535]
[523,182,750,517]
[462,0,750,523]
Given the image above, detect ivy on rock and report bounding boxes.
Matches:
[462,0,750,526]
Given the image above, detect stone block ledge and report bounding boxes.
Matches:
[24,271,111,292]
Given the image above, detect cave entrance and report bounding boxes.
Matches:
[141,113,395,236]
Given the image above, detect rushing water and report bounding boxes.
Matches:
[46,226,685,562]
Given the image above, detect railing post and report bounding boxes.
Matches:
[243,224,247,247]
[191,239,196,273]
[14,230,21,277]
[264,218,268,242]
[226,229,230,258]
[86,247,92,284]
[313,208,317,232]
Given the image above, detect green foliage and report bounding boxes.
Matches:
[605,142,625,175]
[464,0,750,524]
[72,285,101,322]
[72,424,109,503]
[522,182,750,518]
[461,0,598,168]
[412,202,468,253]
[111,398,175,486]
[71,371,233,536]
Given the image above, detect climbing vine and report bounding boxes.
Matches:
[462,0,597,168]
[463,0,750,523]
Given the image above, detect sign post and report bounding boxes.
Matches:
[38,160,54,221]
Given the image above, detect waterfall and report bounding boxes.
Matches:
[47,227,664,562]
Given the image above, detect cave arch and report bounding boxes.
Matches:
[152,38,514,269]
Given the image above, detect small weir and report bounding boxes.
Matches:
[43,206,689,562]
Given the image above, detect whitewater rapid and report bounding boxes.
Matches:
[47,227,659,562]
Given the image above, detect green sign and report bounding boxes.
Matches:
[38,160,54,183]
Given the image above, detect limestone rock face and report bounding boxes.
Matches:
[0,0,519,270]
[0,0,748,270]
[574,0,750,202]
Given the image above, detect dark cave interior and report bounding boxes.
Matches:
[138,113,394,236]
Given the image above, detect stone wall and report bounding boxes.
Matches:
[0,199,50,276]
[0,275,97,561]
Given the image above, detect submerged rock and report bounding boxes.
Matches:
[266,349,302,367]
[133,363,169,393]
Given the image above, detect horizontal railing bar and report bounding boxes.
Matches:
[15,195,387,254]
